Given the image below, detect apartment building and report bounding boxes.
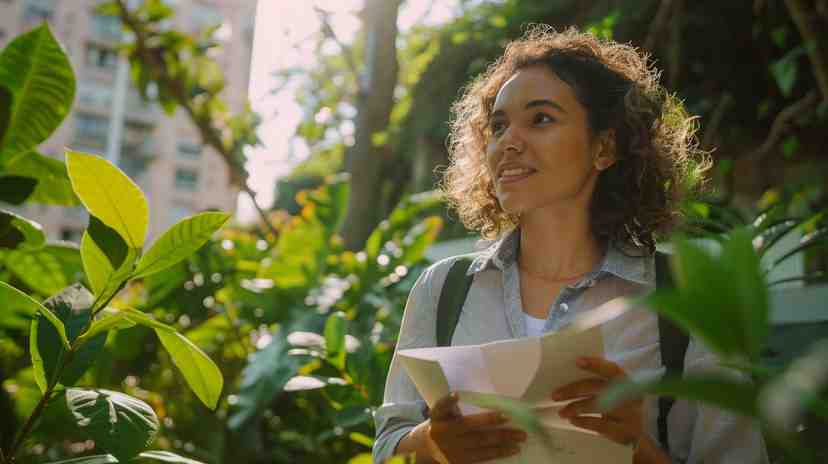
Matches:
[0,0,257,242]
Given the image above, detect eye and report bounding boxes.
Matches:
[533,112,555,125]
[489,120,507,137]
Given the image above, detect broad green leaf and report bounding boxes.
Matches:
[228,329,298,429]
[88,215,129,270]
[120,307,176,332]
[0,24,76,163]
[133,212,230,279]
[75,308,136,346]
[30,285,104,391]
[0,210,45,250]
[86,245,139,311]
[0,175,37,204]
[719,228,769,361]
[6,243,84,296]
[1,281,69,349]
[324,311,347,369]
[81,230,113,296]
[0,85,10,143]
[4,151,80,205]
[65,388,159,461]
[155,329,223,409]
[66,151,148,248]
[137,450,207,464]
[600,374,759,418]
[46,455,118,464]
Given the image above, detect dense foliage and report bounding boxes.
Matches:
[1,1,827,463]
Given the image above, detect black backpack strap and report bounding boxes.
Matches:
[655,250,690,453]
[436,255,476,347]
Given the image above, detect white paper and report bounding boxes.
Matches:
[397,297,635,463]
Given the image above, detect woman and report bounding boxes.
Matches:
[373,26,767,464]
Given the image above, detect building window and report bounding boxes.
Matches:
[174,167,199,191]
[23,0,55,24]
[90,13,122,42]
[77,81,113,108]
[85,43,118,70]
[74,113,109,148]
[59,227,82,243]
[177,142,201,160]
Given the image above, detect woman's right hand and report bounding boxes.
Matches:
[421,392,527,464]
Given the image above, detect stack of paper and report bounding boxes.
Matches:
[398,297,635,463]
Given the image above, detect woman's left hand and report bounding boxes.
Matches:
[550,356,643,446]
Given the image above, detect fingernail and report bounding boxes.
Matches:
[576,357,589,367]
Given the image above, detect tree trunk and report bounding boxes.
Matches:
[341,0,401,250]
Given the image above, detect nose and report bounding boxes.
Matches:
[498,126,524,155]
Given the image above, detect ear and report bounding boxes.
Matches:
[593,130,616,171]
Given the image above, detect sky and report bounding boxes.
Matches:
[238,0,458,224]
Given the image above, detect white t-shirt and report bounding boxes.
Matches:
[523,312,546,337]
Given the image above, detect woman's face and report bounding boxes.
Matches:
[485,65,614,218]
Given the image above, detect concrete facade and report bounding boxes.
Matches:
[0,0,257,242]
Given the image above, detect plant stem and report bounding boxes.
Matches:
[7,349,70,459]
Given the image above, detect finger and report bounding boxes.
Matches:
[558,397,599,419]
[464,444,522,463]
[458,428,528,450]
[430,393,461,421]
[550,378,606,401]
[457,411,510,429]
[569,416,634,446]
[576,357,627,380]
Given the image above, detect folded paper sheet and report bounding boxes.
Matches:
[398,297,635,463]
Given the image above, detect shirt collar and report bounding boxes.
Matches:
[467,227,654,286]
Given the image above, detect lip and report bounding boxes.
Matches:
[497,163,537,184]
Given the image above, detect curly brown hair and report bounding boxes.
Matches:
[441,25,710,253]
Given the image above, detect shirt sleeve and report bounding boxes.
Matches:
[666,337,770,464]
[373,259,449,464]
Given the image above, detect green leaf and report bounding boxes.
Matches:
[771,46,805,98]
[0,210,45,250]
[0,24,75,163]
[136,451,208,464]
[719,228,769,361]
[75,308,137,346]
[1,281,69,349]
[600,374,759,418]
[30,285,104,391]
[46,455,118,464]
[324,311,347,369]
[0,175,37,204]
[119,306,175,332]
[66,150,149,248]
[781,135,799,159]
[0,85,11,143]
[458,391,557,451]
[133,212,230,279]
[4,151,80,205]
[5,243,84,296]
[87,215,129,270]
[228,329,298,429]
[65,388,159,461]
[81,229,114,296]
[154,329,223,409]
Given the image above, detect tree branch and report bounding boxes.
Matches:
[642,0,675,53]
[785,0,828,100]
[113,0,278,237]
[744,91,819,162]
[313,6,362,92]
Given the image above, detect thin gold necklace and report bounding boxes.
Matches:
[518,262,591,282]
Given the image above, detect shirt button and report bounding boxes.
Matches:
[560,303,569,312]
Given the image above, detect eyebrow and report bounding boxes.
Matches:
[491,99,567,118]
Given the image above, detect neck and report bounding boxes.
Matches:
[517,204,603,280]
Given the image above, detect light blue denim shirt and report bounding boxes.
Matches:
[373,228,768,464]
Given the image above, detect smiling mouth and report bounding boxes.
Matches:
[499,167,536,184]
